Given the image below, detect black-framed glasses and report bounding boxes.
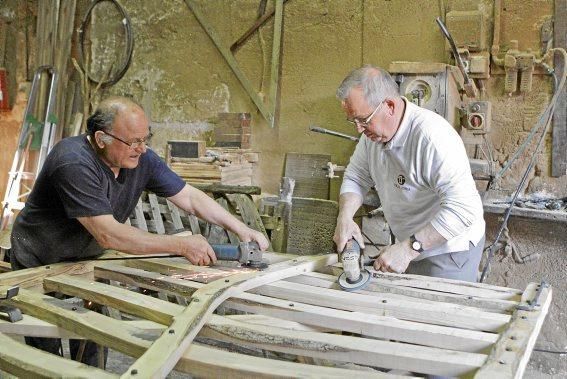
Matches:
[103,130,153,149]
[346,101,384,128]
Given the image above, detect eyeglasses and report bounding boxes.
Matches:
[103,130,153,149]
[346,101,384,128]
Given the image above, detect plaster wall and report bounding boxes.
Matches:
[101,0,566,198]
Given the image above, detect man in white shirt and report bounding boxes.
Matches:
[333,65,485,282]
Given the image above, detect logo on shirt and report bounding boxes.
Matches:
[394,174,411,191]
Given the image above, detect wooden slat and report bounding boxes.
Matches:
[290,272,519,313]
[147,193,165,234]
[200,316,486,377]
[121,253,337,378]
[43,275,183,325]
[250,280,510,332]
[130,198,147,231]
[165,199,184,230]
[0,332,116,379]
[226,193,272,249]
[2,287,153,357]
[474,283,553,378]
[93,263,497,352]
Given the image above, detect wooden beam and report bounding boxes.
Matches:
[552,0,567,177]
[289,271,519,313]
[2,286,153,357]
[184,0,274,126]
[120,253,337,378]
[249,280,510,332]
[200,315,487,377]
[474,283,553,378]
[0,332,115,379]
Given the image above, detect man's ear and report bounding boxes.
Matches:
[94,131,106,148]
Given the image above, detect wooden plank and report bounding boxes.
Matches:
[93,263,497,353]
[200,316,487,377]
[216,196,239,243]
[0,312,394,379]
[120,253,337,378]
[43,275,183,325]
[363,268,523,300]
[165,199,184,230]
[474,283,553,378]
[184,0,274,126]
[250,280,510,332]
[227,193,271,249]
[130,198,148,231]
[191,183,261,195]
[552,0,567,177]
[147,193,165,234]
[289,272,519,313]
[2,287,154,357]
[0,332,116,379]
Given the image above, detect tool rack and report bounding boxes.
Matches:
[0,250,551,378]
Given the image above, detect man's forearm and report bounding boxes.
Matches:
[337,192,364,220]
[413,223,447,251]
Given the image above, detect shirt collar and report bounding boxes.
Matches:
[385,97,412,150]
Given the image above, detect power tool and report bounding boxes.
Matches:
[337,239,371,291]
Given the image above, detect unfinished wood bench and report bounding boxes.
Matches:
[0,250,551,378]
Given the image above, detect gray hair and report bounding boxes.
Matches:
[86,96,142,144]
[336,65,400,107]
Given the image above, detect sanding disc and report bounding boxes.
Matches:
[338,269,371,291]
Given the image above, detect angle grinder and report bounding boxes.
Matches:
[337,239,371,291]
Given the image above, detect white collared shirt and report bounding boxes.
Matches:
[341,98,485,260]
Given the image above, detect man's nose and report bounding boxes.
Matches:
[134,143,147,153]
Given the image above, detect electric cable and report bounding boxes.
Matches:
[78,0,134,88]
[480,48,566,283]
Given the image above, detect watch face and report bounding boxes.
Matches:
[412,241,421,251]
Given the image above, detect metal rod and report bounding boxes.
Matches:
[309,125,359,141]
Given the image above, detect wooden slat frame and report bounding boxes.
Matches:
[93,263,497,352]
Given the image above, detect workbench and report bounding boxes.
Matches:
[0,251,551,378]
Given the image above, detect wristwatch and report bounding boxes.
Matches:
[409,234,424,253]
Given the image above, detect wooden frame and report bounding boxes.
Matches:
[184,0,284,127]
[0,250,551,378]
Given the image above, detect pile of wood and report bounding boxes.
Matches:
[169,148,259,186]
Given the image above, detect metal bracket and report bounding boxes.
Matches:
[0,286,23,322]
[516,281,549,311]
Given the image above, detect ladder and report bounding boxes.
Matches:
[1,65,58,230]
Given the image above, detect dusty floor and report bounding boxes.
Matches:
[484,213,567,378]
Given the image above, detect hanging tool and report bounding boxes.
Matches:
[309,125,359,141]
[435,17,478,98]
[1,65,58,230]
[337,239,371,291]
[96,241,268,269]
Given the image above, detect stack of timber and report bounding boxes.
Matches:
[169,148,258,186]
[0,251,551,378]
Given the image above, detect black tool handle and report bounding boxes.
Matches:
[211,244,240,261]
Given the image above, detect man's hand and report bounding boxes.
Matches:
[238,228,270,251]
[374,240,419,273]
[333,216,365,253]
[179,234,218,266]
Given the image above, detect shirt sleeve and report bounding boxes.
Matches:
[144,149,186,197]
[341,137,375,197]
[420,130,483,240]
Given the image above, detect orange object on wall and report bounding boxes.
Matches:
[0,68,9,111]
